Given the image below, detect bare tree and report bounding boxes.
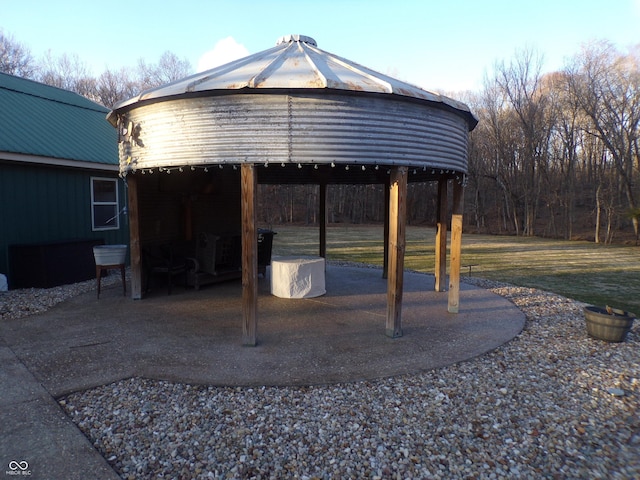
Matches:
[494,47,551,236]
[473,75,525,234]
[541,71,583,239]
[95,67,139,108]
[33,48,193,108]
[0,30,36,77]
[36,51,96,94]
[566,40,640,239]
[136,51,192,91]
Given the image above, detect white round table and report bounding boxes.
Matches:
[270,256,326,298]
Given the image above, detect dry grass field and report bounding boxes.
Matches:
[268,224,640,314]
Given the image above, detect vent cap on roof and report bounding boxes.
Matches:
[276,34,317,46]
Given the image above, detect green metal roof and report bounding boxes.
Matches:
[0,72,118,166]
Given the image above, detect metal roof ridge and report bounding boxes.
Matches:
[186,46,282,91]
[0,151,118,170]
[247,43,292,88]
[300,43,331,89]
[309,43,394,94]
[0,81,108,113]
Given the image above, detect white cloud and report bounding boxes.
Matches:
[197,36,250,72]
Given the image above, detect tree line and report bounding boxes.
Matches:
[0,30,191,108]
[466,42,639,244]
[2,31,638,244]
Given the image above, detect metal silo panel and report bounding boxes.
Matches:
[121,95,290,172]
[288,94,468,172]
[111,35,477,178]
[120,93,469,176]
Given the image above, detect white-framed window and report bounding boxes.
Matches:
[91,177,120,231]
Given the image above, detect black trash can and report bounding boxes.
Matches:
[257,229,276,276]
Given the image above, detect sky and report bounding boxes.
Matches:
[1,0,639,95]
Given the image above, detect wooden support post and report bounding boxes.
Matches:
[382,177,390,279]
[386,166,407,338]
[435,178,448,292]
[241,164,258,346]
[319,182,327,258]
[448,181,464,313]
[126,174,142,299]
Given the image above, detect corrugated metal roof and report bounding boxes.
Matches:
[110,34,477,129]
[0,72,118,166]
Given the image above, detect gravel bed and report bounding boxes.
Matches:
[3,272,639,479]
[0,272,127,321]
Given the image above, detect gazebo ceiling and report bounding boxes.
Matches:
[108,34,477,183]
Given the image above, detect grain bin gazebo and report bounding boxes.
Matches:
[107,34,478,346]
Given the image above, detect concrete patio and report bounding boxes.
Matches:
[0,265,525,479]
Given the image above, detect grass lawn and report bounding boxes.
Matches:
[268,224,640,314]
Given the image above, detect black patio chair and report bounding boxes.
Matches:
[143,243,190,295]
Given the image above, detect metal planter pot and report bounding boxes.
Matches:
[93,245,127,266]
[583,306,635,343]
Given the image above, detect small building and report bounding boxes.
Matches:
[0,73,129,289]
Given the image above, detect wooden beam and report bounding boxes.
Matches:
[126,174,142,299]
[319,182,327,258]
[241,164,258,346]
[386,166,407,338]
[434,179,448,292]
[382,177,390,279]
[448,181,464,313]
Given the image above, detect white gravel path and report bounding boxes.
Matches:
[2,273,638,479]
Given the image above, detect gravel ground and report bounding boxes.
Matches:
[0,273,125,321]
[2,272,639,479]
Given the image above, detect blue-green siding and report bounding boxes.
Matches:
[0,73,124,286]
[0,161,129,277]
